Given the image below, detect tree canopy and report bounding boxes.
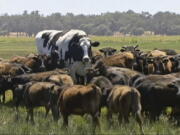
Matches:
[1,10,180,36]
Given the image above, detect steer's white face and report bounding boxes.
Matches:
[79,37,91,63]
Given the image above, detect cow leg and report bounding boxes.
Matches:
[149,107,162,121]
[107,109,113,128]
[45,106,50,118]
[29,108,34,124]
[118,112,123,125]
[62,113,68,127]
[3,91,5,103]
[121,106,130,123]
[135,110,144,135]
[51,106,59,121]
[91,114,100,134]
[26,108,30,122]
[15,98,21,121]
[26,107,34,124]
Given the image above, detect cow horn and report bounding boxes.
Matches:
[134,45,139,49]
[120,48,125,52]
[121,46,127,49]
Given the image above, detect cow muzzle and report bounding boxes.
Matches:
[83,57,90,63]
[40,64,46,71]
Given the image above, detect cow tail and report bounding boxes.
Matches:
[130,88,141,115]
[23,82,33,106]
[57,87,66,113]
[131,88,143,133]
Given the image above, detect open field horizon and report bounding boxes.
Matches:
[0,35,180,59]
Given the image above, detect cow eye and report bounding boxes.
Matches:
[163,59,168,63]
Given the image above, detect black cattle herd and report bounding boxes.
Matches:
[1,42,180,133]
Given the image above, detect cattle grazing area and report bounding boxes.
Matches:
[1,35,180,135]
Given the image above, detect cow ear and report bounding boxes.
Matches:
[99,49,104,53]
[169,56,175,62]
[32,56,39,61]
[135,49,140,52]
[134,45,139,49]
[120,49,125,52]
[91,41,100,47]
[112,49,117,52]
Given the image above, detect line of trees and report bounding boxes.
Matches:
[1,10,180,36]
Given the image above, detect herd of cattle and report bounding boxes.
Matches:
[1,29,180,133]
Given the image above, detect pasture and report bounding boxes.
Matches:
[1,35,180,134]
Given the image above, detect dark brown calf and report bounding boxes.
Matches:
[58,84,102,131]
[23,82,61,123]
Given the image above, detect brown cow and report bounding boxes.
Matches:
[102,52,136,69]
[147,50,167,57]
[0,61,26,76]
[88,60,144,86]
[154,48,177,55]
[12,69,68,84]
[10,54,47,72]
[46,74,74,86]
[23,82,61,123]
[58,84,102,131]
[161,56,173,74]
[107,85,143,134]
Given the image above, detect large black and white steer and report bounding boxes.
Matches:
[35,29,100,84]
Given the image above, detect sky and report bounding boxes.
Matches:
[0,0,180,15]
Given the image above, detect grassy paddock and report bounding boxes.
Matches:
[0,35,180,58]
[1,36,180,134]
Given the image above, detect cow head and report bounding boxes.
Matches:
[99,47,117,57]
[153,57,164,74]
[25,54,46,72]
[135,52,147,73]
[161,56,173,73]
[120,45,140,55]
[145,57,155,74]
[70,34,100,63]
[0,75,13,90]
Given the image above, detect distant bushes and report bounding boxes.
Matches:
[1,10,180,36]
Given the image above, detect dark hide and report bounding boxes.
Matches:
[90,76,113,107]
[42,32,51,48]
[133,74,180,120]
[48,32,64,50]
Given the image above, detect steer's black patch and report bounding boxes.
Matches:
[65,34,87,62]
[48,32,66,50]
[42,32,51,48]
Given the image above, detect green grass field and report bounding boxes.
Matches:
[1,35,180,59]
[1,36,180,134]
